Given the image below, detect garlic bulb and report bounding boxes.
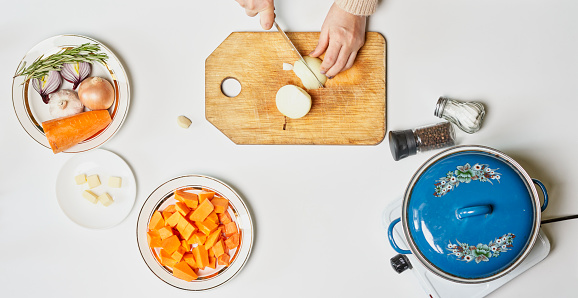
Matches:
[48,89,85,119]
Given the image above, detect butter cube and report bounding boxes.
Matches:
[98,193,114,207]
[74,174,87,185]
[108,176,122,188]
[82,190,99,204]
[87,175,101,189]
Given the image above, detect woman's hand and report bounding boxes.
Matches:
[235,0,276,30]
[310,3,367,78]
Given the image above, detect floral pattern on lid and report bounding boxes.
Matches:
[447,233,516,263]
[434,163,501,197]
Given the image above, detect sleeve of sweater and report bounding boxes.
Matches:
[334,0,378,16]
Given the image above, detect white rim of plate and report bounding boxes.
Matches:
[55,149,137,229]
[12,34,130,153]
[136,175,254,291]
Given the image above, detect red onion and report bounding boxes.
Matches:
[60,62,91,89]
[31,70,62,104]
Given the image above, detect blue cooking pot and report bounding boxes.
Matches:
[388,145,548,283]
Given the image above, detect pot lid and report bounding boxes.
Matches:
[403,147,540,282]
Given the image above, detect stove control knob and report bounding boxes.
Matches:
[390,254,412,274]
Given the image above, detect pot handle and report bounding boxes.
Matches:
[532,179,548,212]
[388,218,411,254]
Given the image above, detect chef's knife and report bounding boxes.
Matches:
[274,21,325,88]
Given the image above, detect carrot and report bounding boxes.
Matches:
[41,110,112,154]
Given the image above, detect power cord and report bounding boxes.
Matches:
[541,215,578,224]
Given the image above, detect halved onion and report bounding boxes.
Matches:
[31,70,62,104]
[293,56,326,90]
[276,85,311,119]
[61,62,91,89]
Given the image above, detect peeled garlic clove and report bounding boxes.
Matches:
[276,85,311,119]
[48,89,84,119]
[177,115,192,128]
[293,56,326,90]
[282,63,293,71]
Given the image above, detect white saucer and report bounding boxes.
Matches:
[56,149,136,229]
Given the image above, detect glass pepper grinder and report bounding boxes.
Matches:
[434,97,486,134]
[389,122,456,161]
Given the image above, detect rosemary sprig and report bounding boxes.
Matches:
[14,43,109,81]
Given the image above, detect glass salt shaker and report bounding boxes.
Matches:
[389,122,456,161]
[434,97,486,134]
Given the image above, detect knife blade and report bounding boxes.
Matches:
[274,21,324,89]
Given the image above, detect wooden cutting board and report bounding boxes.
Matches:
[205,32,386,145]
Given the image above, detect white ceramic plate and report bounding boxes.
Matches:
[136,175,254,291]
[56,149,136,229]
[12,34,130,153]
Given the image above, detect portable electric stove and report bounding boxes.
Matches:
[383,197,550,298]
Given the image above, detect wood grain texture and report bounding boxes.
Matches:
[205,32,386,145]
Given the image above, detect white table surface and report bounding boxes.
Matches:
[2,0,578,297]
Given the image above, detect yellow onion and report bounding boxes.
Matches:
[31,70,62,104]
[78,77,115,110]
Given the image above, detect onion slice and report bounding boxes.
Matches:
[276,85,312,119]
[60,62,91,89]
[31,70,62,104]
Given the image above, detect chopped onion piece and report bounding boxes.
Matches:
[282,63,293,71]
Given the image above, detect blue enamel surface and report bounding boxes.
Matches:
[407,151,536,280]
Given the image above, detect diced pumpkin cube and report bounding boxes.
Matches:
[175,190,199,209]
[224,221,238,237]
[162,211,174,221]
[198,191,215,204]
[210,239,225,258]
[175,202,191,216]
[195,219,218,235]
[188,232,207,246]
[206,211,219,225]
[181,239,191,251]
[211,198,229,214]
[171,245,187,262]
[161,235,181,254]
[189,199,214,222]
[173,261,198,282]
[218,253,230,266]
[204,228,222,250]
[176,215,192,234]
[160,249,177,268]
[218,212,232,225]
[207,256,217,269]
[225,233,240,250]
[192,245,209,269]
[166,211,183,228]
[158,226,174,240]
[163,205,177,213]
[183,252,197,269]
[180,223,196,241]
[148,211,165,230]
[147,230,162,248]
